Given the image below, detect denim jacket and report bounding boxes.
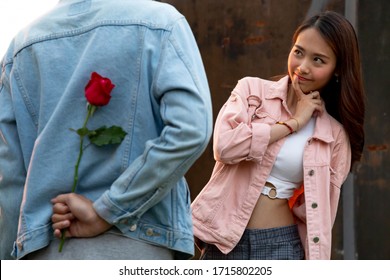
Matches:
[0,0,212,259]
[192,76,351,259]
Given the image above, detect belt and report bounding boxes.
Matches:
[262,181,278,199]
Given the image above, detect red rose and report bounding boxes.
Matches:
[58,71,126,253]
[84,72,115,106]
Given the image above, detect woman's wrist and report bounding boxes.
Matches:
[274,117,301,136]
[290,117,300,132]
[276,121,294,134]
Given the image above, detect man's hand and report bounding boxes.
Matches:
[51,193,112,239]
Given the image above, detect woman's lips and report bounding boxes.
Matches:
[295,73,311,82]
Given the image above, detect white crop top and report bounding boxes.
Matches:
[261,118,315,199]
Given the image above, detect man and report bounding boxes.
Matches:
[0,0,212,259]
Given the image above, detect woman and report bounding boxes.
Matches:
[191,11,365,260]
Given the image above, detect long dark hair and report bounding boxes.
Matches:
[292,11,365,168]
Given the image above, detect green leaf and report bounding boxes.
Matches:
[76,127,93,137]
[88,126,127,146]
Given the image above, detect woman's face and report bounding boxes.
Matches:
[288,27,337,94]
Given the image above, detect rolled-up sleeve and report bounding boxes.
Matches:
[213,79,271,165]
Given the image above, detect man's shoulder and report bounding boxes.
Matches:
[109,0,184,26]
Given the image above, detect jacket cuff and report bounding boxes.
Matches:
[93,192,137,225]
[248,122,271,161]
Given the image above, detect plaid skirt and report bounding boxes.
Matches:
[200,224,304,260]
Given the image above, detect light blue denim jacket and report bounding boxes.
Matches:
[0,0,212,259]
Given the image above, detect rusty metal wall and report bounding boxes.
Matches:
[355,0,390,259]
[161,0,389,259]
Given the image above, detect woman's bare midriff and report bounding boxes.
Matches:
[246,194,295,229]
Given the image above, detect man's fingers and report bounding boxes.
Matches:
[51,212,74,223]
[53,228,72,239]
[52,202,70,214]
[51,193,76,204]
[52,219,70,229]
[53,228,62,238]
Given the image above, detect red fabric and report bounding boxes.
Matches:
[289,185,304,209]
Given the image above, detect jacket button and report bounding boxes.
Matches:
[313,237,320,243]
[16,241,23,250]
[308,170,315,176]
[129,224,137,232]
[146,228,154,236]
[312,202,318,208]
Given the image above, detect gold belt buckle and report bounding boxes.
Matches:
[265,181,277,199]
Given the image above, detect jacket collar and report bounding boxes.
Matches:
[268,75,335,144]
[267,75,290,101]
[312,111,335,144]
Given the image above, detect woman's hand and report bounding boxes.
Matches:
[51,193,112,239]
[291,75,324,127]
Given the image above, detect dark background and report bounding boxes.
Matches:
[160,0,390,259]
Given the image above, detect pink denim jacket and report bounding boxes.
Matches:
[191,76,351,260]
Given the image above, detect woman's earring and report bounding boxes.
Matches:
[335,74,339,83]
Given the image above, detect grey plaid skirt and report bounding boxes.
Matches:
[200,224,304,260]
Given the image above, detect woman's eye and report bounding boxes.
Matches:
[294,49,302,56]
[314,57,325,64]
